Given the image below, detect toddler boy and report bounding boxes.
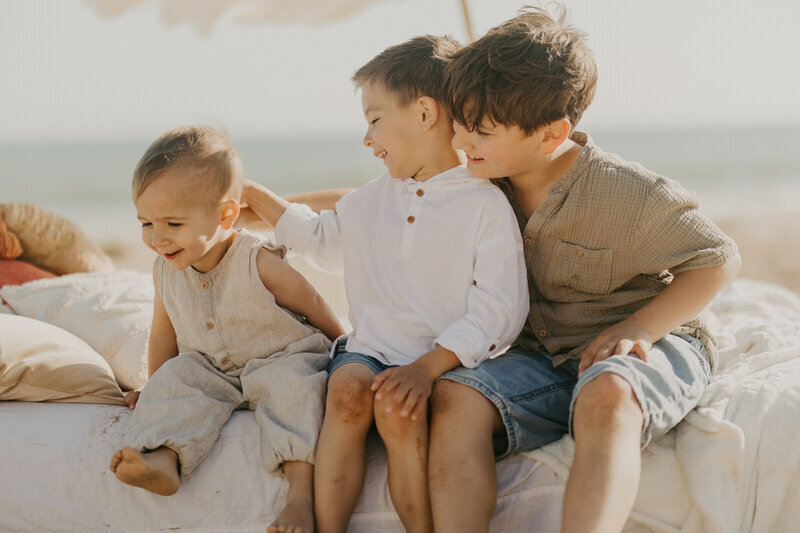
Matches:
[110,125,344,533]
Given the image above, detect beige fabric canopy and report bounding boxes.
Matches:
[86,0,474,40]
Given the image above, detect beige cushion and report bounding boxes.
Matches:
[0,203,113,275]
[0,314,125,405]
[0,271,152,391]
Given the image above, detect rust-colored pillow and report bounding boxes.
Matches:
[0,203,113,275]
[0,259,57,289]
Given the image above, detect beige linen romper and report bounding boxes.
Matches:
[123,230,331,479]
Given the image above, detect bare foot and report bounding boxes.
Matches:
[110,446,180,496]
[267,494,314,533]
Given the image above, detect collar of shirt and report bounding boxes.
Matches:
[398,165,481,193]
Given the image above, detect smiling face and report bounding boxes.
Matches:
[134,167,235,273]
[360,82,425,179]
[451,118,544,181]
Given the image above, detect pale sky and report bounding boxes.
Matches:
[2,0,799,144]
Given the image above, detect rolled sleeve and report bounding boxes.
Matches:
[635,179,738,274]
[435,204,529,368]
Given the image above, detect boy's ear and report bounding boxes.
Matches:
[541,118,572,155]
[417,96,439,131]
[219,200,240,230]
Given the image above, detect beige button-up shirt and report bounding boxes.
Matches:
[495,132,738,371]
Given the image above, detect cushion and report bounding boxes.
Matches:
[0,314,125,405]
[0,203,113,275]
[0,271,152,391]
[0,259,57,289]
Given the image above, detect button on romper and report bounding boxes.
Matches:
[123,230,331,479]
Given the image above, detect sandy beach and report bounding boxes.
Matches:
[105,209,800,318]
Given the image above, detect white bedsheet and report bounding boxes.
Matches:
[527,279,800,533]
[2,278,799,532]
[0,403,563,533]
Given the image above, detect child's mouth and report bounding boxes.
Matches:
[375,150,387,159]
[164,250,183,260]
[465,153,485,163]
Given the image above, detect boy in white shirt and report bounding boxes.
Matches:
[242,36,527,533]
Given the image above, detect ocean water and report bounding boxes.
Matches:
[2,126,799,245]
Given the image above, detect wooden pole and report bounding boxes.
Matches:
[459,0,474,42]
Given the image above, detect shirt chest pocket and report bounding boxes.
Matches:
[550,240,614,296]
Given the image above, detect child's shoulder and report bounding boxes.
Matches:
[582,137,694,204]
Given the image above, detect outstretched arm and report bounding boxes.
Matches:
[256,247,345,342]
[579,253,741,374]
[239,179,351,231]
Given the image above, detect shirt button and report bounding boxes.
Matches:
[538,329,548,337]
[489,344,496,351]
[576,250,584,257]
[220,357,230,366]
[416,189,425,197]
[524,238,533,246]
[205,321,214,330]
[407,216,415,224]
[200,281,209,289]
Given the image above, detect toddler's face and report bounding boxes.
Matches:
[451,119,541,181]
[360,83,422,179]
[134,170,230,273]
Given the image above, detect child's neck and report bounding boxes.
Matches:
[191,231,236,273]
[412,138,463,182]
[509,140,582,219]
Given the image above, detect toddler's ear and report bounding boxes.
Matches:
[219,200,241,230]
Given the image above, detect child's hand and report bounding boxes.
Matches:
[578,317,654,375]
[123,390,141,409]
[371,363,434,421]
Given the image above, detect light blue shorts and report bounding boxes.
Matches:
[439,333,711,458]
[327,338,395,377]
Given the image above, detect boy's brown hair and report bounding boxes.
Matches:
[132,125,243,204]
[445,5,597,134]
[352,35,461,106]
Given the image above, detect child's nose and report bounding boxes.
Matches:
[362,131,373,147]
[151,228,168,247]
[451,121,468,150]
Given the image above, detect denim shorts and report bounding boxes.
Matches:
[327,338,396,377]
[439,333,711,458]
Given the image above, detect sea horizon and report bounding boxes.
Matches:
[3,124,800,246]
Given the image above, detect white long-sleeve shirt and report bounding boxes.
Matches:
[275,166,528,368]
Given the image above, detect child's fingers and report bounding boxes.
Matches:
[388,382,413,412]
[399,389,421,418]
[371,368,394,393]
[631,341,651,362]
[614,339,635,357]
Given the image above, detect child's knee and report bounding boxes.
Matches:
[373,396,427,443]
[326,368,375,426]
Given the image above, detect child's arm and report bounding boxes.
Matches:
[239,179,351,231]
[578,254,741,374]
[256,247,345,342]
[148,285,179,377]
[126,263,178,409]
[371,345,461,420]
[240,179,290,230]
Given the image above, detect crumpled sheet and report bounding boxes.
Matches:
[0,400,563,532]
[525,279,800,533]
